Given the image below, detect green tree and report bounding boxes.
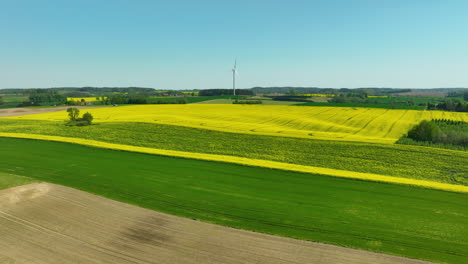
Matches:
[408,120,440,141]
[82,112,94,125]
[67,108,80,121]
[287,89,298,96]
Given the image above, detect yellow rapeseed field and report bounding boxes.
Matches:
[1,132,467,193]
[7,105,468,143]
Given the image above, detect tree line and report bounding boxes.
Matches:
[198,89,254,96]
[404,119,468,148]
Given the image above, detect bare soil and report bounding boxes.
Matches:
[0,183,432,264]
[0,106,108,118]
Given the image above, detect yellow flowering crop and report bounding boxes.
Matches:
[8,105,467,144]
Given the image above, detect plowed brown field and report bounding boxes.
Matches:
[0,183,432,264]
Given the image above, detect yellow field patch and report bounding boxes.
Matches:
[7,105,467,144]
[0,132,467,193]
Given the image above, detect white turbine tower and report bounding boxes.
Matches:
[232,59,237,96]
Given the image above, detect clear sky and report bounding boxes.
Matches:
[1,0,467,89]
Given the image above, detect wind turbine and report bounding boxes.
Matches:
[232,59,237,96]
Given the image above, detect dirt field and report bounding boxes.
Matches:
[0,183,432,264]
[0,106,108,118]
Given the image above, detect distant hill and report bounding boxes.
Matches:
[0,87,157,93]
[2,86,467,95]
[249,87,468,95]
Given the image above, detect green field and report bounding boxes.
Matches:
[299,96,447,110]
[0,94,28,109]
[148,95,244,104]
[197,98,303,105]
[299,102,426,110]
[0,119,466,185]
[0,137,466,263]
[0,173,34,190]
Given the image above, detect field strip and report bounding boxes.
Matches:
[0,183,432,264]
[1,132,467,193]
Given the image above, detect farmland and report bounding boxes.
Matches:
[0,137,467,263]
[3,1,468,263]
[6,104,468,143]
[148,95,242,104]
[0,119,467,186]
[0,183,431,264]
[0,104,467,263]
[0,93,28,109]
[299,102,427,110]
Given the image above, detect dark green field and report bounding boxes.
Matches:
[299,102,426,110]
[0,137,467,263]
[148,95,245,104]
[0,94,28,108]
[0,119,466,185]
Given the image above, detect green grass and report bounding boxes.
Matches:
[194,99,235,104]
[0,137,467,263]
[0,172,34,190]
[0,103,18,109]
[0,94,29,108]
[0,119,466,185]
[367,96,443,104]
[1,94,28,103]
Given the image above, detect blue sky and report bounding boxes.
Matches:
[1,0,467,89]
